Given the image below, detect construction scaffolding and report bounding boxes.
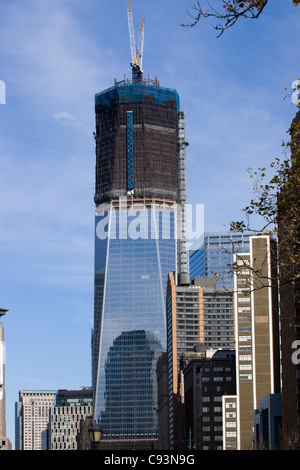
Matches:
[95,81,180,110]
[94,81,180,205]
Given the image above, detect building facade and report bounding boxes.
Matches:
[166,272,235,448]
[50,388,93,450]
[278,110,300,442]
[222,395,238,450]
[92,76,188,446]
[233,234,281,449]
[156,352,169,450]
[189,231,255,289]
[15,390,57,450]
[183,349,236,450]
[0,309,11,450]
[253,393,282,450]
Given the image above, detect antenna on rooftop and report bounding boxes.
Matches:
[127,0,144,81]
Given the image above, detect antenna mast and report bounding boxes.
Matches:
[127,0,144,81]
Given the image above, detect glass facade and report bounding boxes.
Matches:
[189,231,255,289]
[93,203,177,439]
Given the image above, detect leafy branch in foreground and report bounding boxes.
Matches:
[230,112,300,287]
[181,0,299,37]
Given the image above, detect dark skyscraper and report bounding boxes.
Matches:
[91,2,188,446]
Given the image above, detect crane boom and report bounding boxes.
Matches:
[138,18,144,71]
[127,0,144,79]
[127,0,136,66]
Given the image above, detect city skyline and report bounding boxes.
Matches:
[0,0,299,447]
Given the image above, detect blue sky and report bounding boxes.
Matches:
[0,0,299,447]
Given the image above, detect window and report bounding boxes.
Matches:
[239,326,251,332]
[240,374,252,380]
[214,407,222,412]
[225,402,236,409]
[239,364,252,370]
[226,412,236,418]
[239,355,252,361]
[239,346,252,351]
[239,316,251,322]
[239,335,251,342]
[226,422,236,428]
[238,297,250,303]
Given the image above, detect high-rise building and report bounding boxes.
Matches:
[166,273,235,449]
[15,390,57,450]
[50,388,93,450]
[156,352,169,450]
[182,348,236,450]
[0,308,11,450]
[92,2,188,447]
[278,110,300,442]
[233,234,281,450]
[189,231,255,289]
[253,393,282,450]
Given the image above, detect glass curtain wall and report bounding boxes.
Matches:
[93,203,176,439]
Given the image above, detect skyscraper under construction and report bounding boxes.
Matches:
[92,1,188,447]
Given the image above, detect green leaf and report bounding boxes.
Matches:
[293,0,300,6]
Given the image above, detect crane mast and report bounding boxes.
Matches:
[127,0,144,81]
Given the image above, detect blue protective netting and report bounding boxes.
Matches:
[95,82,180,110]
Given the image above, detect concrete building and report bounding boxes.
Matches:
[233,234,281,449]
[182,348,236,450]
[278,110,300,443]
[0,308,12,450]
[156,352,169,450]
[166,272,235,449]
[92,2,188,447]
[15,390,56,450]
[222,395,238,450]
[50,388,93,450]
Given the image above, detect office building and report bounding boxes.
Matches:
[234,234,281,449]
[253,393,282,450]
[50,388,93,450]
[156,352,169,450]
[0,308,11,450]
[182,348,236,450]
[278,110,300,442]
[166,272,235,448]
[92,2,188,446]
[222,395,238,450]
[189,231,255,289]
[15,390,56,450]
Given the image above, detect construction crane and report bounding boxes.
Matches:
[127,0,144,81]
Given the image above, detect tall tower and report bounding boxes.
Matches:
[15,390,57,450]
[92,2,188,447]
[0,308,12,450]
[233,234,280,449]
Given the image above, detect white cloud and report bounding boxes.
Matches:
[53,111,81,127]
